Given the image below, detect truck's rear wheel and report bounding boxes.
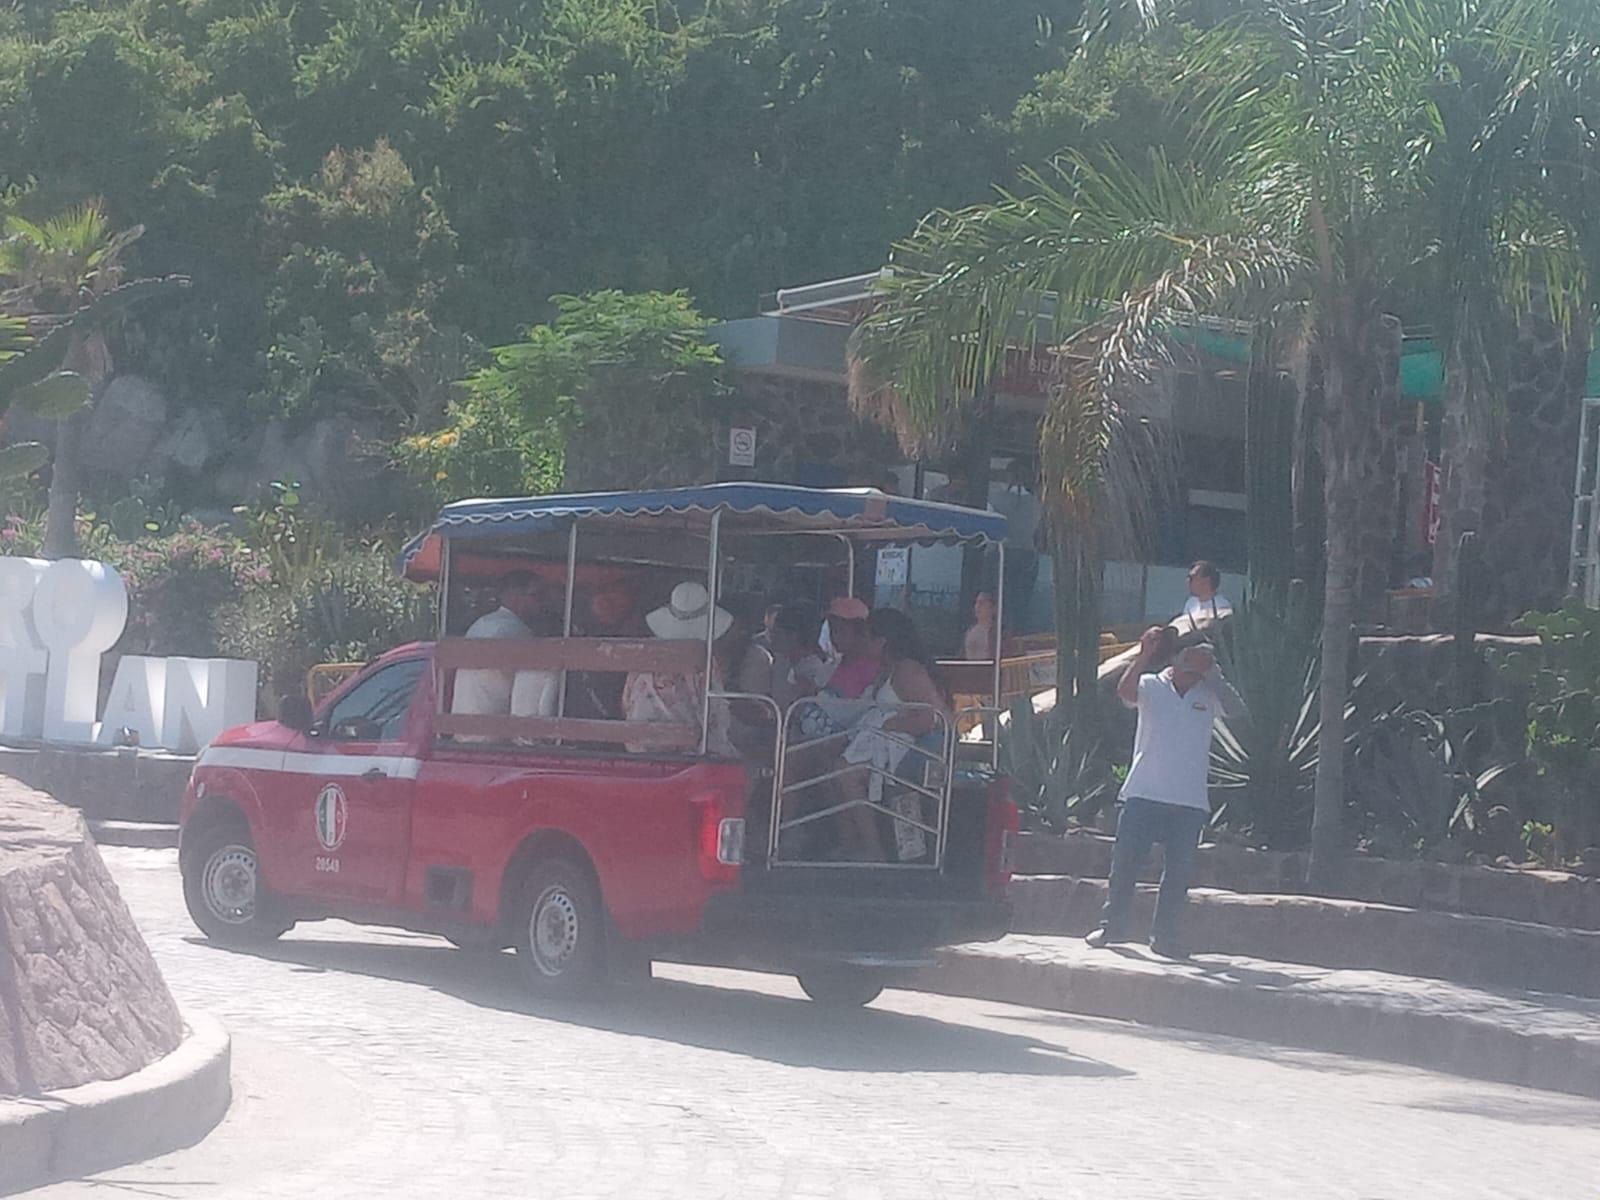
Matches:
[182,822,292,945]
[511,858,606,997]
[797,966,884,1008]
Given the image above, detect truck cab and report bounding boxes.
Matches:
[180,483,1017,1007]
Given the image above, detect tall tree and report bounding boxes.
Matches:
[849,0,1585,881]
[0,202,183,556]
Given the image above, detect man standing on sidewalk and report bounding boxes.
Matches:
[1088,628,1245,958]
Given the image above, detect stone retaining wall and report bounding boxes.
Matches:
[0,745,194,825]
[0,778,182,1095]
[1017,830,1600,930]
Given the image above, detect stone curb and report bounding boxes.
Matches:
[913,945,1600,1101]
[1010,875,1600,998]
[0,1011,231,1196]
[88,820,181,850]
[1015,830,1600,930]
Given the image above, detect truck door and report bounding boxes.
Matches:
[294,656,427,905]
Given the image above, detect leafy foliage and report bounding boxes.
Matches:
[1493,601,1600,858]
[0,0,1084,458]
[400,290,728,498]
[231,478,342,593]
[1208,592,1324,848]
[219,546,435,701]
[999,699,1117,833]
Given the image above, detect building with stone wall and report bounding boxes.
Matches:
[711,273,1254,632]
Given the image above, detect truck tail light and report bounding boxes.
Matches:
[693,795,743,884]
[984,781,1020,897]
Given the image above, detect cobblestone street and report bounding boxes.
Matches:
[26,847,1600,1200]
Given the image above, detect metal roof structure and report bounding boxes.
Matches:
[399,482,1008,580]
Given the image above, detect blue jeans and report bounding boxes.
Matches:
[1099,797,1209,948]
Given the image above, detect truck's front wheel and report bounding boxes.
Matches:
[182,822,292,945]
[797,967,885,1008]
[511,858,606,998]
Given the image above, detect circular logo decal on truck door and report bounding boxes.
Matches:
[314,783,348,851]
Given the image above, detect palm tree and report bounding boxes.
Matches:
[1418,0,1598,623]
[849,0,1586,882]
[0,201,180,558]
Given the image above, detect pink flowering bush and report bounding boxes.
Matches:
[0,512,265,657]
[108,523,265,657]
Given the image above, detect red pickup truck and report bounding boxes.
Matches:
[179,484,1017,1006]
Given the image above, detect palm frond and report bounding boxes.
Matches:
[43,202,110,259]
[849,144,1279,449]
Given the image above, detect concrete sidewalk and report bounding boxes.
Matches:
[916,934,1600,1100]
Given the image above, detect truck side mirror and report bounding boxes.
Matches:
[278,694,315,734]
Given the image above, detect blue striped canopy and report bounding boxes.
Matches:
[399,482,1008,579]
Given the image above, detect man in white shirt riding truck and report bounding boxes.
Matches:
[1088,627,1245,958]
[452,570,560,730]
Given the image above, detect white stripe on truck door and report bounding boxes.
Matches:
[198,745,422,780]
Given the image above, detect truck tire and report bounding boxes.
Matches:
[796,967,885,1008]
[511,858,606,998]
[182,822,292,945]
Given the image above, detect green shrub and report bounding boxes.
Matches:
[1208,590,1324,849]
[108,523,265,657]
[220,547,434,702]
[1491,601,1600,861]
[1000,699,1116,832]
[2,510,261,658]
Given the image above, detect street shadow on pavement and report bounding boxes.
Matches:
[192,936,1130,1079]
[997,1009,1390,1079]
[1395,1092,1600,1127]
[1104,945,1306,990]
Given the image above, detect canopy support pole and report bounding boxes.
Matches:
[556,520,579,723]
[701,510,723,755]
[438,537,453,638]
[992,542,1005,769]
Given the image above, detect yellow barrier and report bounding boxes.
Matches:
[306,662,364,704]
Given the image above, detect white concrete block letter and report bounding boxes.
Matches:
[97,655,168,747]
[0,556,48,737]
[162,657,259,752]
[34,559,128,743]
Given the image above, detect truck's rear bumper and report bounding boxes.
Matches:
[697,887,1012,959]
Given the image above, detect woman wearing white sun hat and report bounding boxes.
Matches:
[622,580,736,755]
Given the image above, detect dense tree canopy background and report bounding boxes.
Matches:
[0,0,1095,501]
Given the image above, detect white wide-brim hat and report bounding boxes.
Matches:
[646,580,733,641]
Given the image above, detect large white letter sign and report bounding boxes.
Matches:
[161,657,258,753]
[0,556,48,737]
[33,559,128,743]
[96,655,168,748]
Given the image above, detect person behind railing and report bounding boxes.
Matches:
[833,608,952,862]
[566,581,646,721]
[622,580,735,756]
[451,571,560,739]
[962,591,998,660]
[816,595,878,698]
[788,595,882,754]
[729,603,826,758]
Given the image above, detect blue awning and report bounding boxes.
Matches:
[399,482,1008,579]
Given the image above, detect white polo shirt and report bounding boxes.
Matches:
[453,607,559,720]
[1120,669,1223,811]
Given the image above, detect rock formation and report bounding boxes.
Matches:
[0,778,182,1095]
